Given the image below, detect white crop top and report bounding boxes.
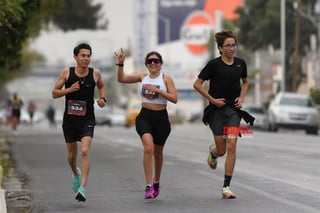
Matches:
[140,73,167,105]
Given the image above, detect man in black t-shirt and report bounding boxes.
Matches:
[193,30,249,199]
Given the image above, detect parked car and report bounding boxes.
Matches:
[0,108,45,125]
[241,105,268,130]
[0,109,5,124]
[267,92,319,135]
[125,99,141,127]
[20,109,45,124]
[107,108,126,127]
[94,103,111,125]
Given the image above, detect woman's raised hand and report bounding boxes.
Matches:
[114,48,126,64]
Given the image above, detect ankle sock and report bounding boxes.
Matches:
[223,175,232,187]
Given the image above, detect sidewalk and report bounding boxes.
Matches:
[0,130,33,213]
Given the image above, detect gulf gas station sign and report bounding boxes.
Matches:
[158,0,243,55]
[180,11,214,55]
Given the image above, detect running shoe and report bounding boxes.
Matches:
[153,179,160,198]
[75,187,86,202]
[144,185,154,199]
[72,167,81,193]
[207,144,217,170]
[221,186,236,199]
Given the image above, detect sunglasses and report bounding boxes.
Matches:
[147,58,160,64]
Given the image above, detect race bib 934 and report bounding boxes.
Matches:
[67,100,87,116]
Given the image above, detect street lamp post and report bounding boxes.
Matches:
[293,0,301,92]
[158,14,171,73]
[158,15,171,44]
[281,0,286,92]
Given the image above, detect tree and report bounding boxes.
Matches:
[0,0,106,90]
[235,0,318,92]
[0,0,45,84]
[49,0,107,31]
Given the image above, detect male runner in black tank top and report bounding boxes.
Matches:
[52,43,106,202]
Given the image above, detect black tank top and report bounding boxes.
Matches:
[64,67,96,119]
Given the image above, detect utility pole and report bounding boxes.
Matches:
[281,0,286,92]
[314,0,320,87]
[293,0,301,92]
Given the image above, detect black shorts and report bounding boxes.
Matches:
[135,108,171,146]
[208,105,241,136]
[62,116,95,143]
[29,112,34,119]
[12,109,21,119]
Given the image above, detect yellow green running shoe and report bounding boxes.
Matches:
[222,186,236,199]
[207,144,217,170]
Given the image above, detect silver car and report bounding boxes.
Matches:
[241,105,268,130]
[267,92,320,135]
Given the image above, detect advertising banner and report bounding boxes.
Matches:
[158,0,243,56]
[158,0,206,44]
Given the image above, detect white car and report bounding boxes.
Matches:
[0,109,6,123]
[94,103,111,126]
[267,92,320,135]
[107,108,126,127]
[241,105,268,130]
[20,109,45,124]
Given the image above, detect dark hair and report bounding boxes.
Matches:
[144,51,163,66]
[215,30,237,48]
[73,43,92,56]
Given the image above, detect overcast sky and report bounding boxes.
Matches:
[30,0,135,66]
[98,0,134,47]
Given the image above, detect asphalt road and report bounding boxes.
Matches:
[5,122,320,213]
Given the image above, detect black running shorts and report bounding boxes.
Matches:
[62,117,95,142]
[135,108,171,146]
[208,105,241,136]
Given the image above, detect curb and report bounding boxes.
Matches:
[0,131,33,212]
[0,188,6,213]
[0,132,7,213]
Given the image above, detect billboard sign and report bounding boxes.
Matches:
[158,0,243,55]
[158,0,206,45]
[180,11,214,55]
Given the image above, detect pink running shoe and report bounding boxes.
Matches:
[153,179,160,198]
[144,185,154,199]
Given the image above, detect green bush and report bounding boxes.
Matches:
[310,88,320,104]
[0,156,13,177]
